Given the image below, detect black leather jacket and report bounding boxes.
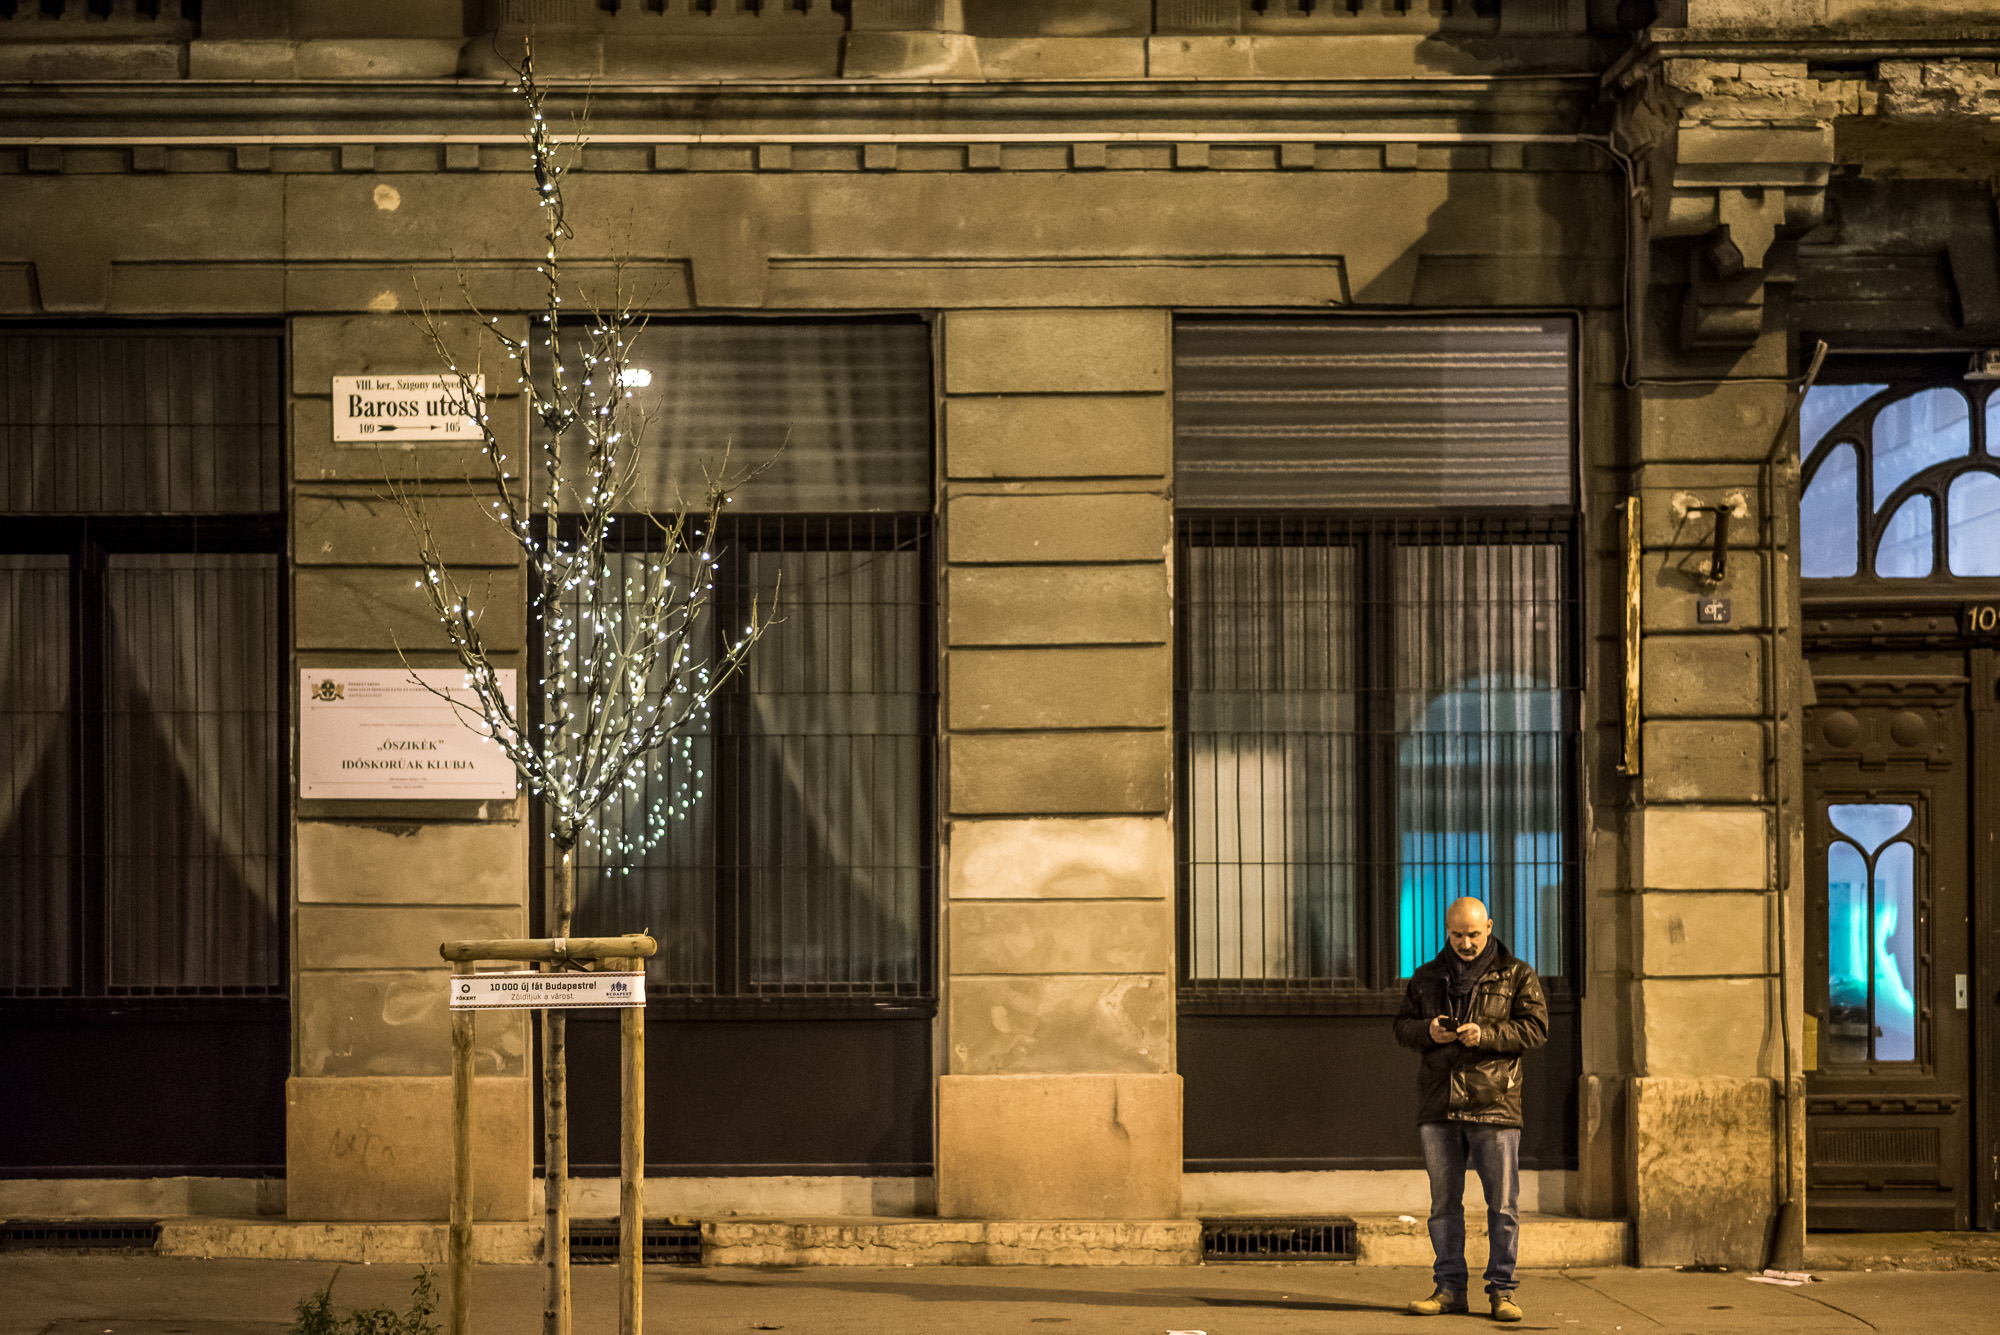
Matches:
[1393,941,1548,1128]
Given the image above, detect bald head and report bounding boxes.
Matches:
[1446,897,1492,960]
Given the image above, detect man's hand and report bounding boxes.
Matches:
[1456,1022,1482,1048]
[1428,1017,1458,1044]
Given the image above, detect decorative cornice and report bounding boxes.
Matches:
[1614,50,1843,350]
[0,129,1613,184]
[0,77,1605,141]
[1607,30,2000,89]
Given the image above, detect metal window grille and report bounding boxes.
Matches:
[101,553,284,994]
[561,514,935,1005]
[1177,515,1577,1001]
[0,554,72,992]
[0,536,286,999]
[0,329,286,1001]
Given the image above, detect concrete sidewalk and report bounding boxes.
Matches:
[6,1255,2000,1335]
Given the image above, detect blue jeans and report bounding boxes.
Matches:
[1419,1120,1521,1297]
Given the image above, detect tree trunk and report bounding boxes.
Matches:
[543,839,575,1335]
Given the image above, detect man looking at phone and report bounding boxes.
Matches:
[1393,895,1549,1323]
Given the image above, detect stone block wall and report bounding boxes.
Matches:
[1623,377,1792,1266]
[935,309,1182,1220]
[287,313,533,1222]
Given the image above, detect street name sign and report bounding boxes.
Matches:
[332,374,485,442]
[300,669,518,799]
[450,970,647,1010]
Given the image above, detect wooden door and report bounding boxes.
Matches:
[1804,658,1973,1230]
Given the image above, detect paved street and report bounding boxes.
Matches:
[6,1257,1999,1335]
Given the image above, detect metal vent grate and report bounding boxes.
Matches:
[1201,1216,1356,1261]
[568,1219,701,1265]
[1813,1127,1940,1168]
[0,1220,161,1251]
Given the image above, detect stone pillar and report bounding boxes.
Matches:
[935,309,1182,1220]
[1575,310,1637,1224]
[1625,378,1795,1266]
[286,314,534,1222]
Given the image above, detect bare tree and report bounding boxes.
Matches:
[396,46,770,1335]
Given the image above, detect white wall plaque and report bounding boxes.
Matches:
[449,971,646,1010]
[300,669,518,799]
[332,374,485,442]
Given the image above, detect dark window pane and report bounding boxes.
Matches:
[1801,443,1859,578]
[568,551,717,995]
[1395,543,1566,980]
[1825,803,1918,1065]
[1871,388,1968,509]
[1799,383,1884,464]
[1947,470,2000,576]
[559,321,933,514]
[1176,519,1575,998]
[1826,802,1912,855]
[0,555,72,994]
[736,532,925,994]
[1825,838,1870,1065]
[1182,533,1358,986]
[569,516,931,1000]
[1875,494,1935,578]
[102,555,283,993]
[1873,840,1918,1062]
[0,332,283,515]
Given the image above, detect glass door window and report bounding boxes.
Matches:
[1823,802,1920,1064]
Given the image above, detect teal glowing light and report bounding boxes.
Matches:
[1398,832,1488,979]
[1824,803,1918,1064]
[1394,676,1563,977]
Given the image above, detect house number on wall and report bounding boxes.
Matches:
[1967,604,2000,636]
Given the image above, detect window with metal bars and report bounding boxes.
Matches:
[0,328,287,1000]
[532,317,936,1008]
[555,514,934,1007]
[1177,514,1577,1002]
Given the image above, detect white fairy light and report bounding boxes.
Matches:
[399,49,773,914]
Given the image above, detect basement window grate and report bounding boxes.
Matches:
[1201,1216,1356,1262]
[0,1220,161,1252]
[568,1219,701,1265]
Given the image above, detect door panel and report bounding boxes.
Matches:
[557,1013,932,1176]
[1805,657,1971,1230]
[0,1001,288,1175]
[1973,645,2000,1230]
[1180,1006,1579,1172]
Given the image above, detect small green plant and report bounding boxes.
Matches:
[289,1267,440,1335]
[291,1273,340,1335]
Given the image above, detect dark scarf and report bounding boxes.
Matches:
[1444,937,1500,1005]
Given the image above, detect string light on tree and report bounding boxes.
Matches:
[394,45,775,1335]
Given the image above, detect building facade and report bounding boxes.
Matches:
[3,0,1998,1265]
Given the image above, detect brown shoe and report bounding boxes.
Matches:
[1409,1290,1469,1316]
[1490,1293,1523,1323]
